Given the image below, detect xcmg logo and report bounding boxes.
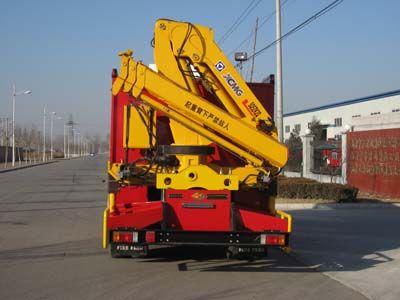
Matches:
[223,74,243,96]
[215,61,225,71]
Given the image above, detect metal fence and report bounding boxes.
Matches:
[312,140,342,176]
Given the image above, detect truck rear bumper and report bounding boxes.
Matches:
[109,229,289,247]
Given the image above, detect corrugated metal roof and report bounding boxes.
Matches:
[284,89,400,117]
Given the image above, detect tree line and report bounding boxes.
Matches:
[0,122,109,162]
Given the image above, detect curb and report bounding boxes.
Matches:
[62,156,84,160]
[0,160,58,174]
[276,203,400,210]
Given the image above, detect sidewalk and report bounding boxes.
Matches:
[276,202,400,210]
[0,156,88,174]
[0,160,58,174]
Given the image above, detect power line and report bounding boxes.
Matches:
[228,0,294,57]
[246,0,344,62]
[218,0,257,44]
[218,0,263,45]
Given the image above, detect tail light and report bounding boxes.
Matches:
[145,231,156,243]
[112,231,138,243]
[260,234,286,246]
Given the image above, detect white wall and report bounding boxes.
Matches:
[352,111,400,131]
[283,93,400,140]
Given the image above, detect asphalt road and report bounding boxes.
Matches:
[0,155,395,299]
[290,206,400,300]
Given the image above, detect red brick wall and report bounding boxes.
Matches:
[347,128,400,198]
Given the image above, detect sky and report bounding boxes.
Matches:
[1,0,399,138]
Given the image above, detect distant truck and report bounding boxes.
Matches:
[103,19,291,258]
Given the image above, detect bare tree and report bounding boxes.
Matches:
[284,131,302,172]
[309,117,326,142]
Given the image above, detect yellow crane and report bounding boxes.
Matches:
[104,19,291,258]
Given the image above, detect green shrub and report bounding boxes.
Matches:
[278,176,358,202]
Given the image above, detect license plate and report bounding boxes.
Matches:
[238,247,264,254]
[116,245,145,252]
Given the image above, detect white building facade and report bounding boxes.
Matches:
[283,89,400,140]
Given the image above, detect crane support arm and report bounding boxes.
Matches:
[154,19,275,131]
[112,52,287,169]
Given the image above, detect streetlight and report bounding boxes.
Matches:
[52,115,64,158]
[43,107,46,162]
[67,125,71,158]
[84,138,88,156]
[12,84,31,167]
[76,132,81,157]
[63,123,67,158]
[72,128,76,157]
[82,136,84,156]
[1,117,11,168]
[50,112,56,160]
[276,0,284,143]
[234,52,248,76]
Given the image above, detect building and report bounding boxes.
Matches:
[283,89,400,141]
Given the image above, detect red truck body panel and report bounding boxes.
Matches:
[107,69,290,251]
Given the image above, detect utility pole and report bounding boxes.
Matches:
[4,118,9,168]
[276,0,284,143]
[67,126,70,158]
[63,124,66,158]
[0,118,4,146]
[77,132,81,156]
[0,117,8,147]
[12,85,16,167]
[73,130,76,157]
[80,135,83,156]
[249,17,259,83]
[12,85,31,167]
[66,115,77,158]
[43,107,46,162]
[50,112,56,160]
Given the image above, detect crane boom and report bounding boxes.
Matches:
[103,19,292,258]
[112,53,287,168]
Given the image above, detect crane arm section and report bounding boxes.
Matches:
[112,51,287,169]
[153,19,276,134]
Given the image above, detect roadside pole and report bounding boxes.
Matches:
[276,0,284,143]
